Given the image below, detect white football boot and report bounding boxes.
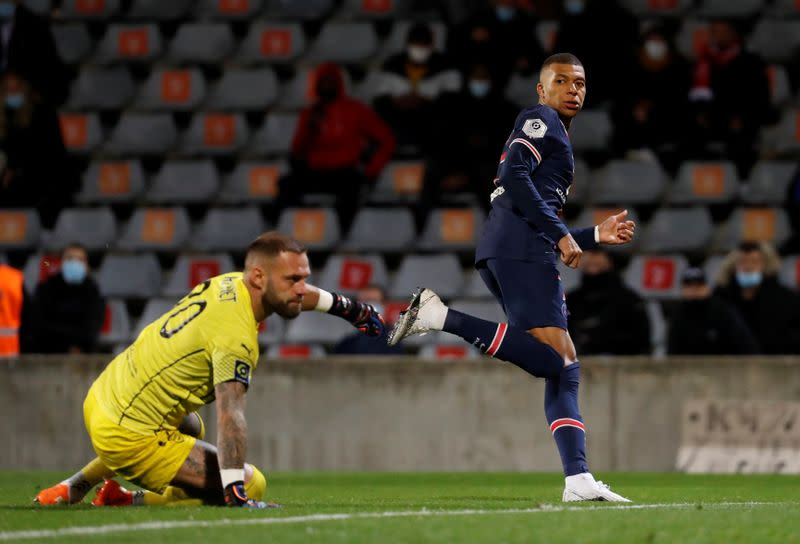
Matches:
[387,288,448,346]
[562,473,631,502]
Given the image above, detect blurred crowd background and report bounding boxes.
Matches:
[0,0,798,359]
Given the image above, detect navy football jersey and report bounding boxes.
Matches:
[476,104,596,264]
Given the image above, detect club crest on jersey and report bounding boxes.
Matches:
[522,118,547,139]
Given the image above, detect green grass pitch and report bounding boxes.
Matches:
[1,471,799,543]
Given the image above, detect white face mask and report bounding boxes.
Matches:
[408,45,432,64]
[644,39,668,61]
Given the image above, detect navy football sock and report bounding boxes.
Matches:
[442,309,563,378]
[545,363,588,476]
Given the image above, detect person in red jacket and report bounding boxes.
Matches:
[278,63,395,232]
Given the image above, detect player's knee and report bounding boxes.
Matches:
[178,412,205,440]
[244,464,267,501]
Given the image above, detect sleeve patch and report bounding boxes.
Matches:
[233,360,251,386]
[522,118,547,139]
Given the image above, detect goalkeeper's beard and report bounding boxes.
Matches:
[263,279,303,319]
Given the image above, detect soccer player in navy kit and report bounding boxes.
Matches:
[389,53,636,502]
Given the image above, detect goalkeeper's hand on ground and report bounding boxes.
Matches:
[223,482,267,509]
[328,292,385,337]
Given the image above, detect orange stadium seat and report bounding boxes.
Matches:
[0,209,41,251]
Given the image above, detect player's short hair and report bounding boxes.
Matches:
[245,231,306,265]
[541,53,584,71]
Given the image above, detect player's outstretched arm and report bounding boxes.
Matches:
[596,209,636,245]
[303,283,385,337]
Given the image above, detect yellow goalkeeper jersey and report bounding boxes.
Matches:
[91,273,259,435]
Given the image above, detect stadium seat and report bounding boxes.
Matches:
[258,312,286,347]
[369,161,425,203]
[276,67,352,110]
[52,23,92,64]
[132,298,176,340]
[205,68,279,111]
[146,160,220,204]
[235,23,306,64]
[197,0,264,19]
[46,207,117,251]
[536,20,558,53]
[743,161,796,205]
[22,252,60,295]
[67,67,134,110]
[559,261,583,295]
[354,69,384,104]
[97,253,161,298]
[767,65,791,107]
[623,254,688,300]
[317,254,389,297]
[418,344,480,360]
[0,209,41,250]
[77,160,146,204]
[640,207,713,253]
[669,161,739,204]
[276,207,340,251]
[760,109,800,156]
[285,310,355,344]
[748,20,800,63]
[117,207,191,251]
[126,0,193,19]
[162,253,236,297]
[675,19,709,60]
[341,207,415,252]
[591,160,666,205]
[59,113,103,154]
[568,110,612,152]
[388,253,463,300]
[304,22,378,63]
[504,71,539,108]
[60,0,121,19]
[338,0,405,19]
[711,207,791,252]
[218,160,287,203]
[619,0,691,17]
[98,299,131,347]
[191,207,267,251]
[419,208,485,251]
[696,0,763,17]
[23,0,50,15]
[105,113,178,155]
[167,23,236,65]
[94,24,163,64]
[247,113,298,156]
[180,113,249,156]
[462,269,493,299]
[702,254,726,288]
[265,344,326,359]
[375,21,446,63]
[779,255,799,290]
[133,68,206,111]
[645,300,666,357]
[570,207,642,253]
[263,0,333,19]
[769,0,800,16]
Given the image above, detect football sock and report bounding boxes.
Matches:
[443,309,564,378]
[136,487,203,507]
[63,457,114,502]
[545,363,588,476]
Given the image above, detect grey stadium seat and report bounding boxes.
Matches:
[46,207,117,251]
[167,23,235,65]
[640,207,713,253]
[591,160,666,205]
[317,254,389,297]
[341,207,415,252]
[743,161,796,205]
[567,158,591,206]
[133,68,206,111]
[780,255,799,290]
[769,0,800,16]
[276,207,340,251]
[304,22,378,63]
[696,0,763,17]
[53,23,92,64]
[196,0,264,19]
[97,253,161,298]
[126,0,193,20]
[236,23,306,64]
[463,269,493,299]
[339,0,406,19]
[132,299,177,340]
[768,64,791,107]
[98,299,131,347]
[0,209,41,250]
[748,21,800,63]
[389,253,463,299]
[191,207,266,252]
[205,68,279,111]
[623,254,688,300]
[246,113,298,156]
[504,71,539,108]
[702,255,725,289]
[105,113,177,155]
[68,67,134,110]
[180,113,249,156]
[59,113,103,154]
[117,207,191,251]
[263,0,333,19]
[711,207,791,252]
[218,160,287,203]
[146,160,220,204]
[569,110,612,152]
[536,20,558,54]
[77,160,145,204]
[60,0,120,19]
[559,261,583,295]
[646,300,666,357]
[369,160,425,204]
[162,253,235,297]
[94,24,163,64]
[285,310,354,344]
[258,313,286,347]
[419,208,485,252]
[760,109,800,156]
[669,161,739,204]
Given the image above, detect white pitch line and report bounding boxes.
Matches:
[0,502,788,541]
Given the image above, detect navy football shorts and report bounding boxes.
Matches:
[477,258,568,331]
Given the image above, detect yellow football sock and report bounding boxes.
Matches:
[140,486,204,507]
[245,465,267,501]
[79,457,114,484]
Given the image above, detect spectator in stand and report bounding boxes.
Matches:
[667,267,758,355]
[686,19,771,178]
[333,285,403,355]
[278,63,395,232]
[30,243,104,354]
[782,165,800,254]
[0,72,76,229]
[448,0,546,90]
[567,249,651,355]
[714,242,800,354]
[373,22,460,152]
[611,24,691,170]
[0,0,68,105]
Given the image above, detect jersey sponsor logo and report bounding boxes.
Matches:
[218,276,237,302]
[234,360,251,386]
[522,118,547,139]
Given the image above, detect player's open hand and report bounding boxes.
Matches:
[558,233,583,269]
[597,209,636,245]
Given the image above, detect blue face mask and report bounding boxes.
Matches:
[736,270,762,289]
[469,79,491,98]
[0,3,16,18]
[5,93,23,110]
[564,0,585,15]
[62,260,88,284]
[495,5,515,22]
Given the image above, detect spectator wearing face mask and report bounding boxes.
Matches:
[278,63,395,232]
[714,242,800,354]
[373,22,461,151]
[667,267,758,355]
[30,243,105,354]
[333,285,403,355]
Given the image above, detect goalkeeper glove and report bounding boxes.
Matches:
[223,482,267,509]
[327,292,385,337]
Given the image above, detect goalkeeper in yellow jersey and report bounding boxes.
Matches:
[34,232,384,508]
